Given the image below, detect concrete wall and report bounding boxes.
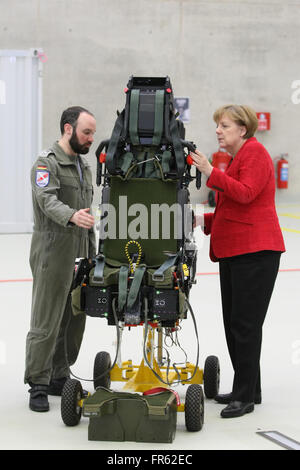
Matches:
[1,0,300,204]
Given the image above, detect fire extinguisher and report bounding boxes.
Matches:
[275,154,289,189]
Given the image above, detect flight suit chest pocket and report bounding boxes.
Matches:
[83,184,93,205]
[58,175,80,206]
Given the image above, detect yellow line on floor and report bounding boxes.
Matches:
[281,227,300,233]
[278,213,300,219]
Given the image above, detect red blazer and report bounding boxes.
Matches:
[204,137,285,262]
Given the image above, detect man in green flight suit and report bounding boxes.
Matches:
[24,106,97,412]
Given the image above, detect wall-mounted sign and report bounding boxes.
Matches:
[256,112,271,131]
[175,97,190,123]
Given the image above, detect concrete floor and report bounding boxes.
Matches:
[0,202,299,451]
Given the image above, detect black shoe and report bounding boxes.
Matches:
[29,384,49,412]
[215,392,261,405]
[48,377,69,396]
[220,401,254,418]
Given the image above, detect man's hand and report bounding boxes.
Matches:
[69,208,95,229]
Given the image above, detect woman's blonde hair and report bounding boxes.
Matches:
[213,105,258,139]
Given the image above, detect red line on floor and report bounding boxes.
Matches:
[279,268,300,272]
[196,272,219,275]
[196,268,300,275]
[197,268,300,276]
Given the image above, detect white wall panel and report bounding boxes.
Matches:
[0,49,42,233]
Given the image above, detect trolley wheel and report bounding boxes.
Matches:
[61,378,83,426]
[185,384,204,432]
[93,351,111,390]
[208,190,216,207]
[203,355,220,399]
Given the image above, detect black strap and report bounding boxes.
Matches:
[169,113,185,177]
[152,90,164,146]
[106,109,125,174]
[129,90,140,145]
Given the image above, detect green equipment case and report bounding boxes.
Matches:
[83,387,177,443]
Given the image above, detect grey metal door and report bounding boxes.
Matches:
[0,49,43,233]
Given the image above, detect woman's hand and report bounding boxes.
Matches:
[193,214,204,229]
[190,150,213,178]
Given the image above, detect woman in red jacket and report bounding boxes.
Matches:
[191,105,285,418]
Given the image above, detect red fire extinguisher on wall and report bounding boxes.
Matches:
[275,154,289,189]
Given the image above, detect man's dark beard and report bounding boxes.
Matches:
[69,127,90,154]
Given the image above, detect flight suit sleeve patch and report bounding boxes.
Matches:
[35,165,50,187]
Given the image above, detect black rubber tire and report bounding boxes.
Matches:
[93,351,111,390]
[203,355,220,399]
[61,379,83,426]
[185,384,204,432]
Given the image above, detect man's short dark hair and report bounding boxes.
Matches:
[60,106,94,135]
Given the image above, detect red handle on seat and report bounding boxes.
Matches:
[186,155,193,166]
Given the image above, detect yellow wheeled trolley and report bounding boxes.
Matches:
[61,311,220,439]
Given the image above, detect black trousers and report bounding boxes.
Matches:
[219,250,281,402]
